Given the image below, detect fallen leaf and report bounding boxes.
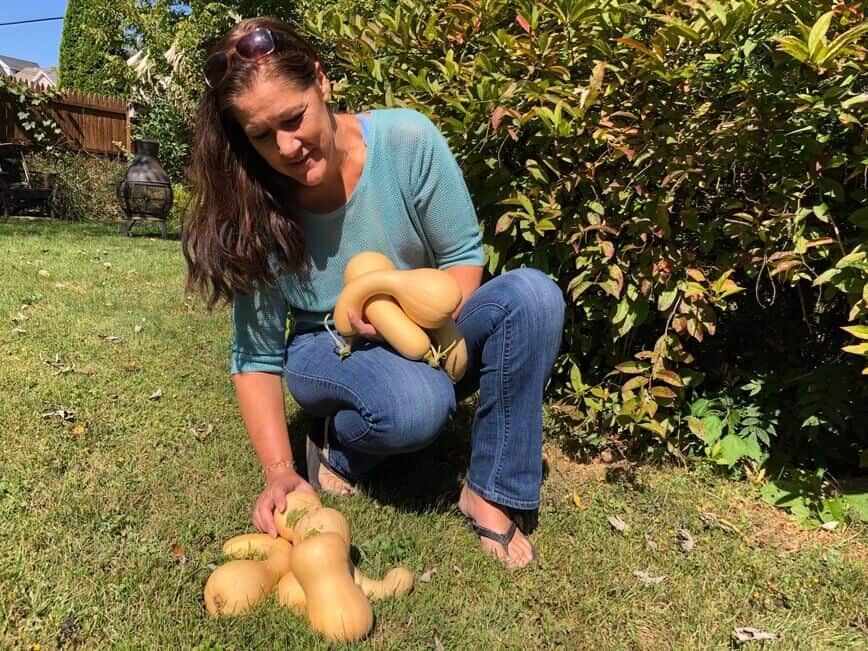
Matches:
[171,542,187,563]
[191,423,213,442]
[572,492,587,510]
[821,521,838,531]
[677,528,695,553]
[732,627,780,644]
[644,533,658,550]
[420,568,437,583]
[133,325,143,334]
[633,570,665,586]
[122,363,138,372]
[41,407,75,422]
[149,389,163,400]
[38,269,50,278]
[11,327,26,335]
[100,335,123,344]
[71,425,87,437]
[607,515,630,533]
[433,634,445,651]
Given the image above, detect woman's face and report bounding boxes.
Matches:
[230,65,336,188]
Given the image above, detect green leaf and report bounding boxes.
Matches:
[821,22,868,64]
[690,398,711,418]
[615,361,647,374]
[651,14,702,41]
[570,364,584,393]
[842,492,868,522]
[655,369,684,387]
[807,11,833,61]
[775,35,809,62]
[713,434,750,467]
[657,287,678,311]
[842,325,868,340]
[700,414,724,445]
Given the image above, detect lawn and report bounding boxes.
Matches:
[0,219,865,650]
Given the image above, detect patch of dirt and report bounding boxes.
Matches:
[543,442,868,563]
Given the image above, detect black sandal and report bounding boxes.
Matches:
[462,514,539,564]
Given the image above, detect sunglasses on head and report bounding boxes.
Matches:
[203,27,283,89]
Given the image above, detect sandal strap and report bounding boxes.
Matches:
[466,519,518,555]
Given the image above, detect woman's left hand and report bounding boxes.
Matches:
[346,308,383,341]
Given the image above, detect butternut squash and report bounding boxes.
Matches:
[203,534,293,617]
[291,507,351,550]
[426,319,468,382]
[342,252,432,359]
[335,252,468,381]
[335,268,461,332]
[353,566,415,600]
[274,490,323,540]
[277,570,306,614]
[292,532,374,642]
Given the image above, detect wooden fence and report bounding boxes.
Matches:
[0,80,130,155]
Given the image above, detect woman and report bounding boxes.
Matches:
[182,17,564,568]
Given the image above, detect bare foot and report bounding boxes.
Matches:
[317,461,358,496]
[458,484,537,568]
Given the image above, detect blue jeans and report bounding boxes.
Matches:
[283,268,565,510]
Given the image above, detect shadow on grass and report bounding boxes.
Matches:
[287,398,547,532]
[0,217,180,241]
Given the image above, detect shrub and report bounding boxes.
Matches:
[309,0,868,473]
[28,150,127,222]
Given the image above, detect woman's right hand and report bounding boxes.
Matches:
[347,308,383,341]
[252,468,317,537]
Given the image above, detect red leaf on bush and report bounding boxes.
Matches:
[516,14,532,34]
[491,105,507,133]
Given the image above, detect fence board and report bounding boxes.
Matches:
[0,80,130,155]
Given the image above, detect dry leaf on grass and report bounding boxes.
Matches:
[677,528,695,553]
[645,533,658,551]
[732,627,780,644]
[148,389,163,400]
[608,515,630,533]
[419,568,437,583]
[41,407,75,422]
[191,423,213,442]
[633,570,666,586]
[170,543,187,563]
[100,335,123,344]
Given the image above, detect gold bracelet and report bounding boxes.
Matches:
[263,459,295,477]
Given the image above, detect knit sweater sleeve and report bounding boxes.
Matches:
[397,111,484,269]
[230,279,288,375]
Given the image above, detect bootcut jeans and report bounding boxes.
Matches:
[283,267,565,511]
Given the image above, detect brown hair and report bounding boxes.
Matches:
[182,17,321,309]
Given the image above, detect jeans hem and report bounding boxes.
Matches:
[465,478,540,511]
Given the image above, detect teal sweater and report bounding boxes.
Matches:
[230,108,484,375]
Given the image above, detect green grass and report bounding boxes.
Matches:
[1,219,865,650]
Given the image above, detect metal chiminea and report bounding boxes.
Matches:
[117,139,173,238]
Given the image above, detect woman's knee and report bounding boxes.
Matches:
[501,268,566,333]
[341,362,456,453]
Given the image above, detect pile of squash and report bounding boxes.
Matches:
[203,490,414,642]
[333,251,468,382]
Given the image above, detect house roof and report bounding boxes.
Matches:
[0,55,41,75]
[14,66,58,87]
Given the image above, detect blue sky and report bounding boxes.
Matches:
[0,1,67,68]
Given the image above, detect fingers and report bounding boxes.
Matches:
[347,309,379,339]
[253,491,278,538]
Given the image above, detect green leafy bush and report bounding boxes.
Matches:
[309,0,868,474]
